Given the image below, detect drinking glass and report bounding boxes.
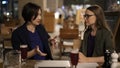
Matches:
[118,53,120,61]
[70,49,79,68]
[0,58,3,68]
[20,45,27,62]
[4,50,21,68]
[0,44,3,68]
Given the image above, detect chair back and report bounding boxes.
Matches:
[59,28,79,59]
[59,28,79,39]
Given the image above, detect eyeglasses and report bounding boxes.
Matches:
[84,14,94,18]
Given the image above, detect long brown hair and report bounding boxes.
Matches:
[86,5,111,31]
[86,5,115,47]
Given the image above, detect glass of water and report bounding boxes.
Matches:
[4,50,21,68]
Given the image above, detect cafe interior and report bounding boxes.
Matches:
[0,0,120,68]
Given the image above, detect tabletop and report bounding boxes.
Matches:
[4,60,120,68]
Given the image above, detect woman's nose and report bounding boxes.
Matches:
[38,15,41,19]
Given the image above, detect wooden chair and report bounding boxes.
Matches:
[59,28,79,58]
[0,24,12,49]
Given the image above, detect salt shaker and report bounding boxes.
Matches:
[111,51,119,68]
[111,51,119,63]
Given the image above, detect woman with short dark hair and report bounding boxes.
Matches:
[12,2,53,60]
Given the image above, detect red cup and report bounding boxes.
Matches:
[20,45,27,61]
[70,50,79,68]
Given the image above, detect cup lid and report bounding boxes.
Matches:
[20,45,27,48]
[71,49,79,53]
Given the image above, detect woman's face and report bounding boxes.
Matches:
[31,9,42,26]
[84,9,96,26]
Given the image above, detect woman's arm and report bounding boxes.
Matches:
[104,30,114,52]
[27,49,36,58]
[11,30,21,50]
[78,52,104,63]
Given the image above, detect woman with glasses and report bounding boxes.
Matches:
[11,2,54,60]
[79,5,114,63]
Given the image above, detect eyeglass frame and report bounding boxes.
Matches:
[83,14,95,19]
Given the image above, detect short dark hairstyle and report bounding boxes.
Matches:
[22,2,41,22]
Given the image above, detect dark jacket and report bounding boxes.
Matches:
[11,23,53,60]
[80,28,114,57]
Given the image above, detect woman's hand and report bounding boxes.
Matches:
[50,36,57,48]
[78,52,88,63]
[50,39,56,48]
[35,46,47,56]
[78,52,104,63]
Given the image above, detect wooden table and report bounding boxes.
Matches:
[21,60,36,68]
[4,60,120,68]
[21,60,100,68]
[21,60,71,68]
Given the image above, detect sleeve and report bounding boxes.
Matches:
[39,24,50,39]
[79,40,83,52]
[104,30,114,52]
[11,30,21,50]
